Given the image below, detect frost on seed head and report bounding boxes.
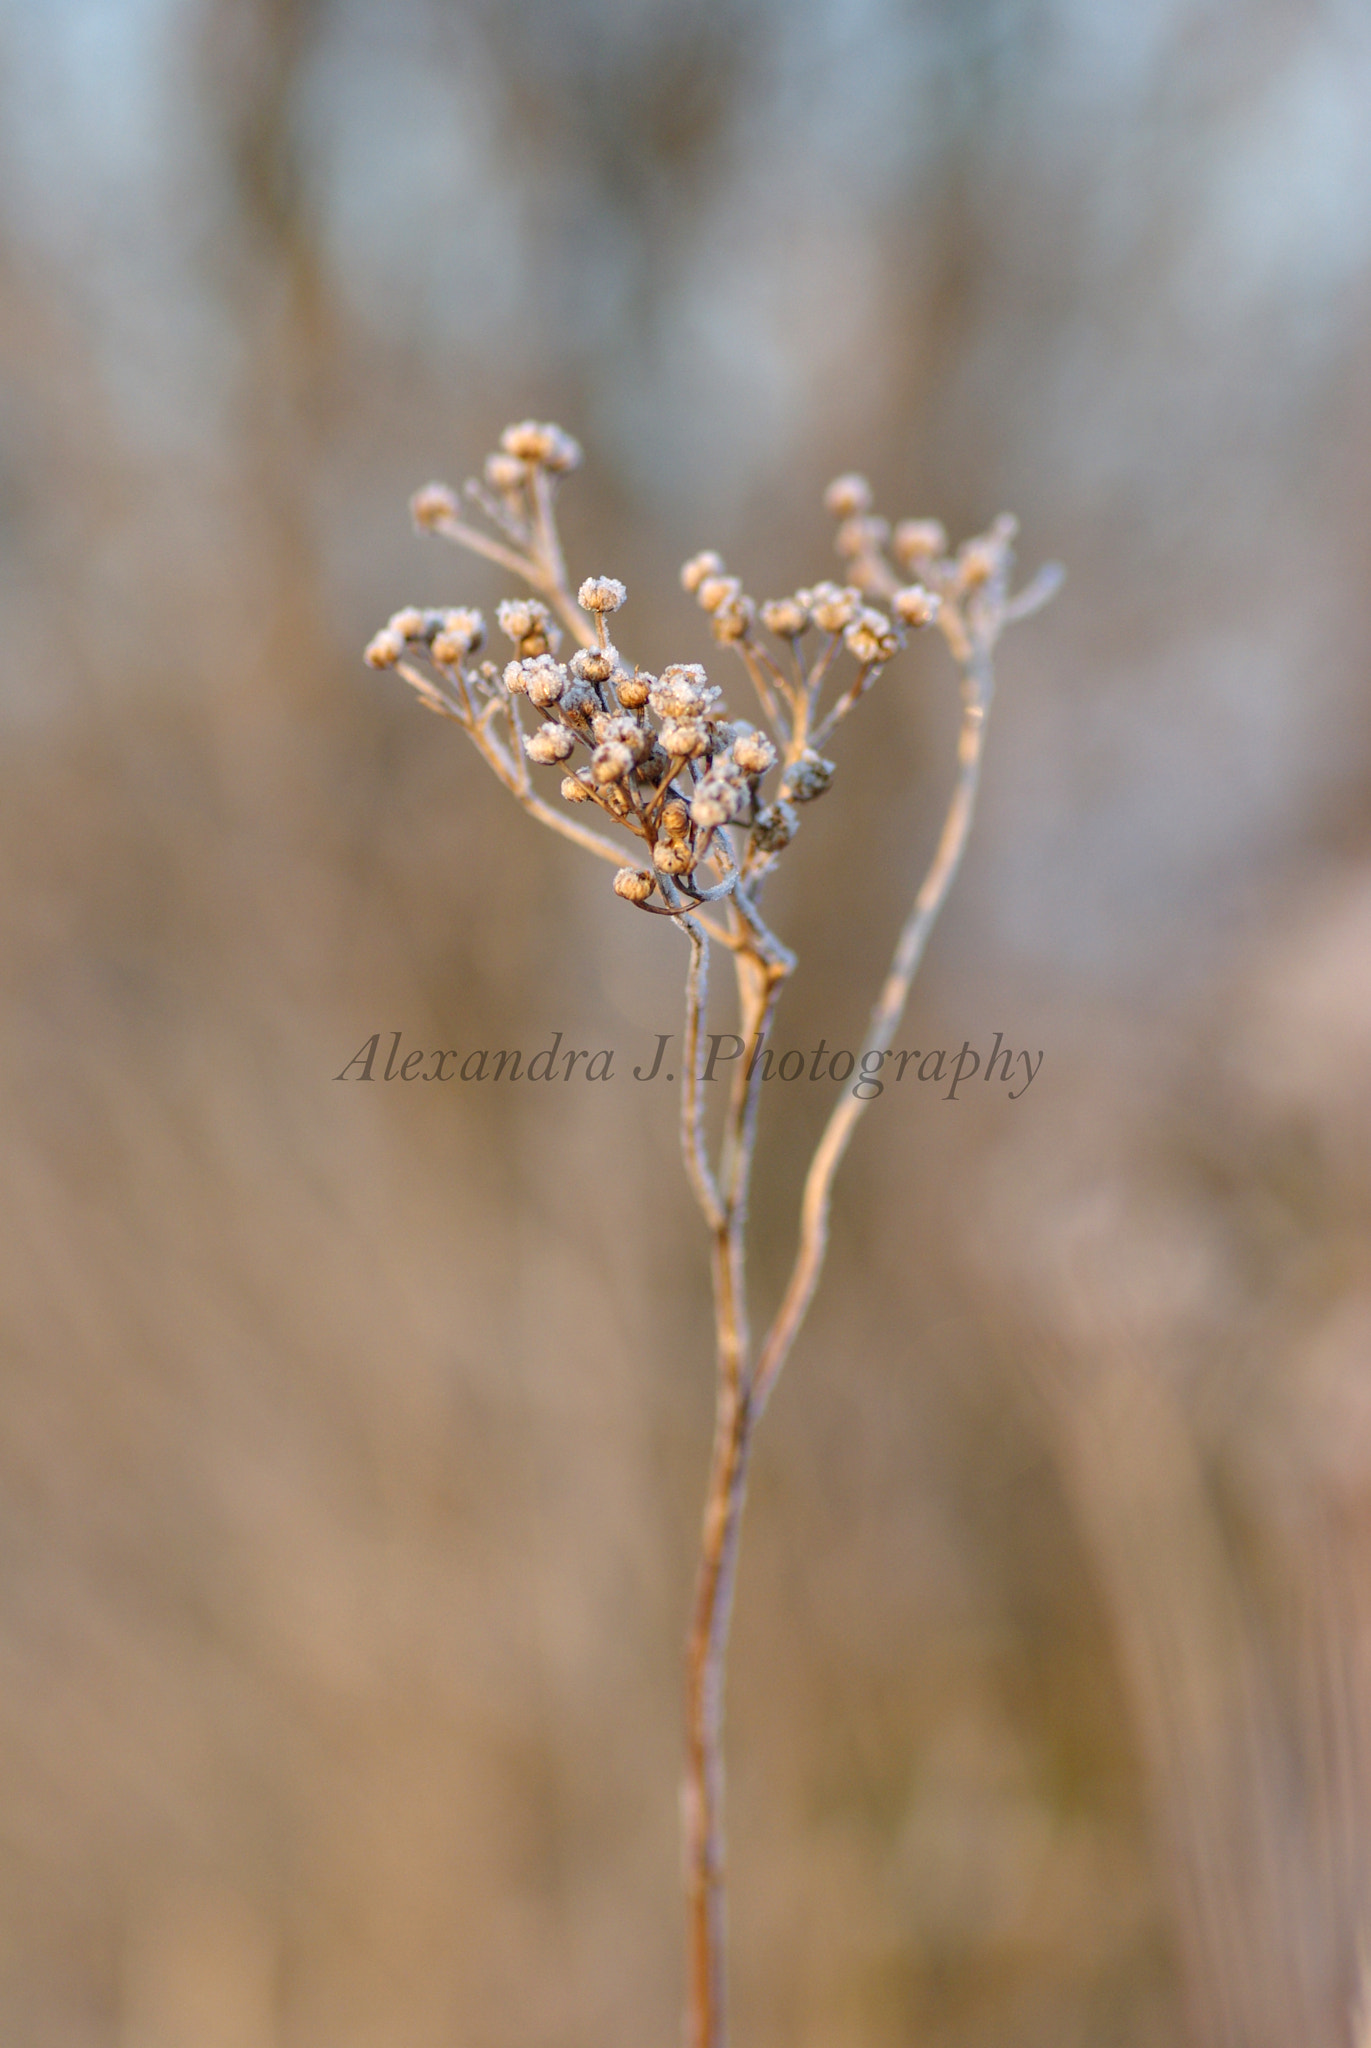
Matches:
[843,609,901,665]
[760,596,809,639]
[681,550,725,594]
[411,482,459,528]
[578,575,627,615]
[364,628,404,669]
[614,867,656,903]
[500,420,582,472]
[525,723,575,765]
[893,585,940,628]
[893,519,947,569]
[432,608,486,662]
[823,473,873,519]
[801,583,862,635]
[781,750,835,804]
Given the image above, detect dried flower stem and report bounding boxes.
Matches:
[366,426,1056,2048]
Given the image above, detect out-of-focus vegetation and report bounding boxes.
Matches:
[3,3,1371,2044]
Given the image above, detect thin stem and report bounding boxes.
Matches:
[682,925,725,1234]
[750,650,994,1418]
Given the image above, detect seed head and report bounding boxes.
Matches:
[653,839,695,875]
[651,666,714,720]
[616,671,652,709]
[595,713,650,760]
[432,608,486,663]
[835,514,890,560]
[760,596,809,639]
[364,628,404,669]
[802,582,861,634]
[498,597,554,646]
[893,519,947,568]
[750,800,799,852]
[524,657,571,710]
[578,575,627,615]
[781,750,835,803]
[824,473,873,519]
[592,741,635,785]
[614,867,656,903]
[696,574,741,616]
[525,723,575,765]
[710,596,754,644]
[893,585,940,628]
[691,776,744,830]
[561,773,594,803]
[387,607,427,641]
[660,720,709,760]
[500,420,581,472]
[659,796,692,840]
[732,729,777,776]
[571,645,617,684]
[484,452,526,495]
[681,550,726,594]
[956,538,999,590]
[844,609,901,664]
[411,483,459,529]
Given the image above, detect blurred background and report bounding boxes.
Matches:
[3,1,1371,2043]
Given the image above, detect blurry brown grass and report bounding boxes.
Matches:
[4,2,1371,2044]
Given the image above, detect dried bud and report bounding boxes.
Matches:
[802,582,861,634]
[499,420,582,471]
[484,452,526,495]
[893,585,940,628]
[653,839,695,875]
[432,608,486,663]
[760,596,809,639]
[781,750,835,803]
[824,473,873,519]
[571,645,616,684]
[595,713,650,760]
[732,729,777,776]
[592,741,634,785]
[616,671,651,709]
[956,539,998,589]
[893,519,947,568]
[525,723,575,765]
[388,607,427,641]
[843,609,901,664]
[411,483,459,528]
[614,867,656,903]
[710,596,754,644]
[578,575,627,615]
[659,720,709,760]
[651,665,713,721]
[750,800,799,852]
[659,796,692,840]
[524,657,570,710]
[364,628,404,669]
[691,777,744,830]
[681,550,726,594]
[560,773,594,803]
[497,597,554,646]
[696,574,741,615]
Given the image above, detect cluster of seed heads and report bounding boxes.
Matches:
[365,422,1055,918]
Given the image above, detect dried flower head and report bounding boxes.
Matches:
[411,482,459,529]
[484,452,527,495]
[801,582,862,634]
[500,420,581,471]
[750,799,799,852]
[432,608,486,662]
[893,518,947,568]
[681,550,725,594]
[616,671,652,709]
[571,645,617,684]
[893,585,940,629]
[732,729,777,776]
[579,575,627,615]
[614,867,656,903]
[364,627,404,669]
[843,609,901,665]
[781,750,835,803]
[760,596,810,639]
[525,723,576,765]
[823,473,873,519]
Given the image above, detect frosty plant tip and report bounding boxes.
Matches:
[364,418,1060,2048]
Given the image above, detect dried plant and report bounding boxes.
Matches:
[364,419,1060,2048]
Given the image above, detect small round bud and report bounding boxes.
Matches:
[484,452,526,494]
[760,596,809,639]
[571,645,616,684]
[431,607,486,663]
[659,797,692,840]
[781,750,835,803]
[614,867,656,904]
[497,597,553,646]
[732,729,777,776]
[893,585,940,628]
[499,420,579,470]
[893,519,947,568]
[844,609,901,664]
[681,550,725,594]
[595,713,650,761]
[710,596,753,644]
[525,723,575,765]
[616,671,651,709]
[824,473,873,519]
[364,628,404,669]
[578,575,627,615]
[956,539,997,589]
[750,800,799,853]
[651,664,712,721]
[388,607,427,641]
[653,839,695,875]
[691,777,744,830]
[524,658,570,710]
[696,574,741,615]
[803,582,861,634]
[561,773,594,803]
[659,720,709,760]
[592,741,634,785]
[411,483,458,528]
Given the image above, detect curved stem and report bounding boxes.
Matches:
[750,655,994,1418]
